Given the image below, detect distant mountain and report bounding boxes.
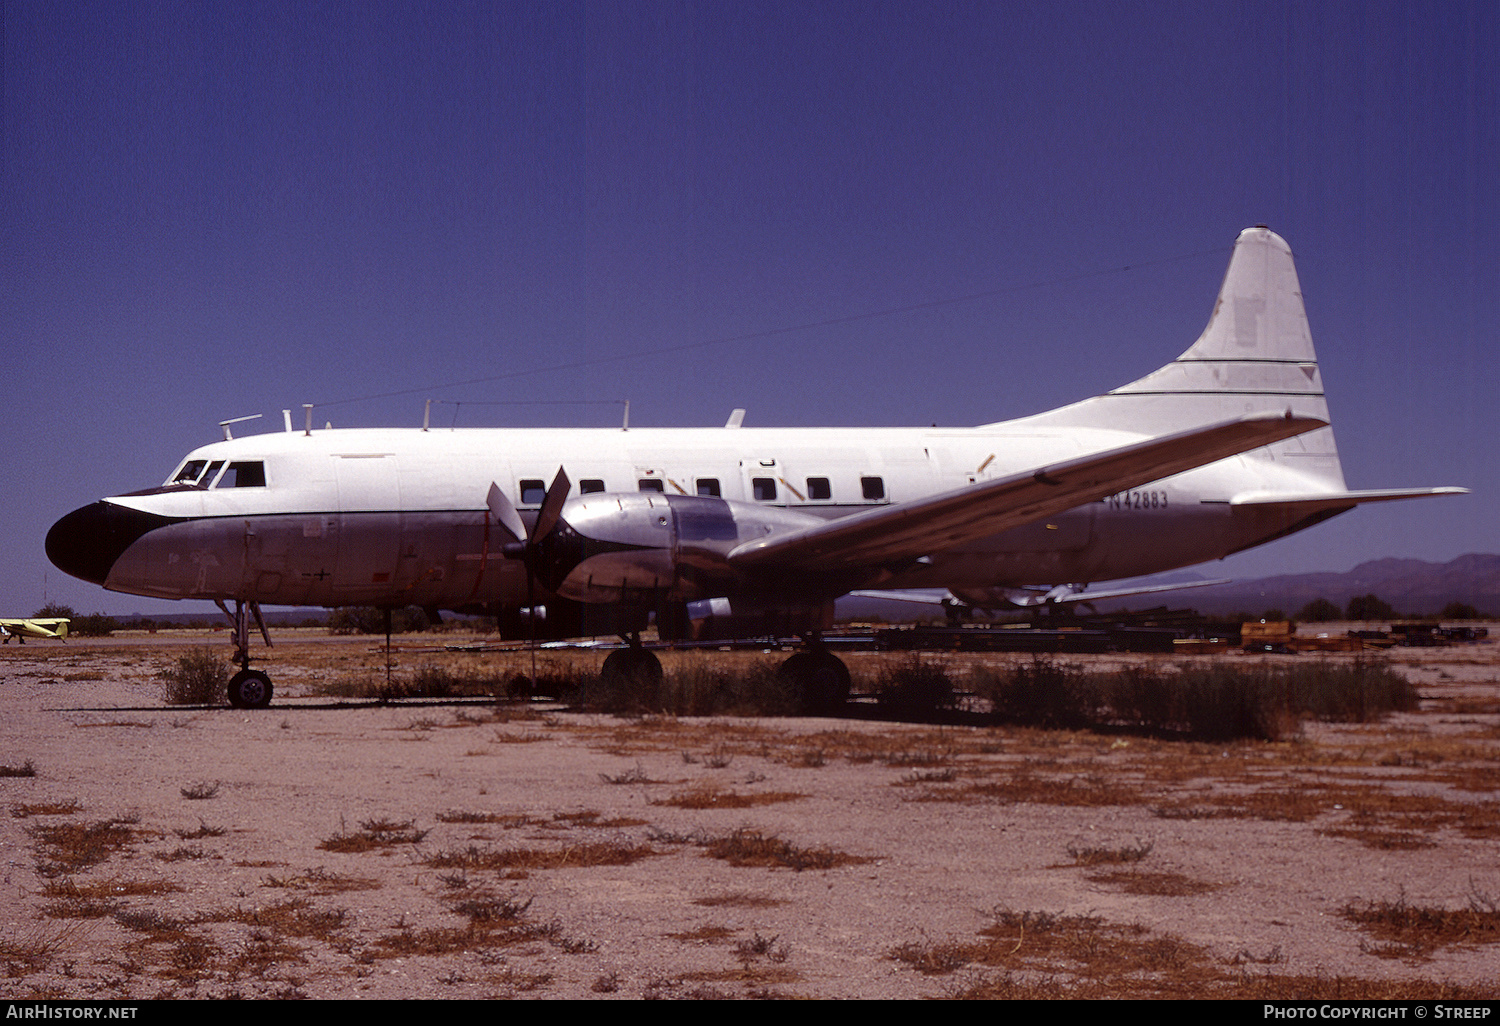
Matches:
[1112,554,1500,617]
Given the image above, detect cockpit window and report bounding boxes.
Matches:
[172,460,207,485]
[217,461,266,488]
[167,460,228,488]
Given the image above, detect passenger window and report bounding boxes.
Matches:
[220,462,266,488]
[579,479,605,494]
[696,478,721,497]
[638,479,665,493]
[520,479,546,504]
[753,478,777,501]
[806,477,831,500]
[861,476,885,500]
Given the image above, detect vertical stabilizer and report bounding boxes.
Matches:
[1007,227,1347,490]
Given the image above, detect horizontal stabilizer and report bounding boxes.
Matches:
[1008,578,1235,608]
[852,578,1234,610]
[1231,487,1468,515]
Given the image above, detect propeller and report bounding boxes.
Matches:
[489,468,570,688]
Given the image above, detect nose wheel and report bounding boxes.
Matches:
[227,668,273,709]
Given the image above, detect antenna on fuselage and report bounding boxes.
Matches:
[219,414,262,441]
[303,405,314,436]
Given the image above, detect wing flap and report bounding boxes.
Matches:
[729,411,1327,573]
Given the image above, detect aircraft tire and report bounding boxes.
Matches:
[599,648,664,711]
[779,652,850,716]
[227,669,273,709]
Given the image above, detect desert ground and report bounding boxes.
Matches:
[2,628,1498,1000]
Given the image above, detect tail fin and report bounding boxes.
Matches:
[1007,226,1347,490]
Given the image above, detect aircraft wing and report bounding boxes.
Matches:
[728,411,1327,574]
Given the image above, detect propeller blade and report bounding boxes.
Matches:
[486,482,526,542]
[531,467,571,541]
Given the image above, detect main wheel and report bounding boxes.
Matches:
[227,669,273,709]
[778,651,851,716]
[599,648,664,711]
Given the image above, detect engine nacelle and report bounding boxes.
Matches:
[532,492,825,605]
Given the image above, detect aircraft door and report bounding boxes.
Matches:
[393,456,459,605]
[740,457,780,503]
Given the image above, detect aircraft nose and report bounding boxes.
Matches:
[45,502,171,587]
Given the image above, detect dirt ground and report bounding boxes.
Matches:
[2,628,1498,1000]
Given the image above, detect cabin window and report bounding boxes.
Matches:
[861,476,885,500]
[806,477,831,500]
[219,462,266,488]
[753,478,777,501]
[519,479,546,504]
[579,479,605,494]
[200,461,225,487]
[638,478,665,493]
[696,478,721,497]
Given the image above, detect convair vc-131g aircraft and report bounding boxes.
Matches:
[46,228,1463,709]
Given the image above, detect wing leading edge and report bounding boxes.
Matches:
[727,411,1328,574]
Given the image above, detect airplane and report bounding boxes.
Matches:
[0,618,70,644]
[44,227,1464,710]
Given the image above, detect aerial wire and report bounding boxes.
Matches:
[315,243,1230,411]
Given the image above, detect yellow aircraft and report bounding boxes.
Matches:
[0,618,70,644]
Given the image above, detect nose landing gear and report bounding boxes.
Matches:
[218,599,274,709]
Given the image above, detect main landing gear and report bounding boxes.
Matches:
[777,637,850,716]
[600,633,664,706]
[596,632,848,716]
[218,599,275,709]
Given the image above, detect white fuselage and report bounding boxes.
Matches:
[82,421,1326,610]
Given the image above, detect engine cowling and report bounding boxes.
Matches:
[530,492,825,605]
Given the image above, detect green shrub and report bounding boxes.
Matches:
[584,657,793,716]
[978,657,1102,730]
[1296,598,1342,622]
[1346,594,1396,621]
[1439,601,1481,620]
[875,657,957,715]
[71,613,119,638]
[326,606,432,635]
[160,649,230,705]
[972,657,1417,742]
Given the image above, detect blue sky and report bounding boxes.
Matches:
[3,0,1494,617]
